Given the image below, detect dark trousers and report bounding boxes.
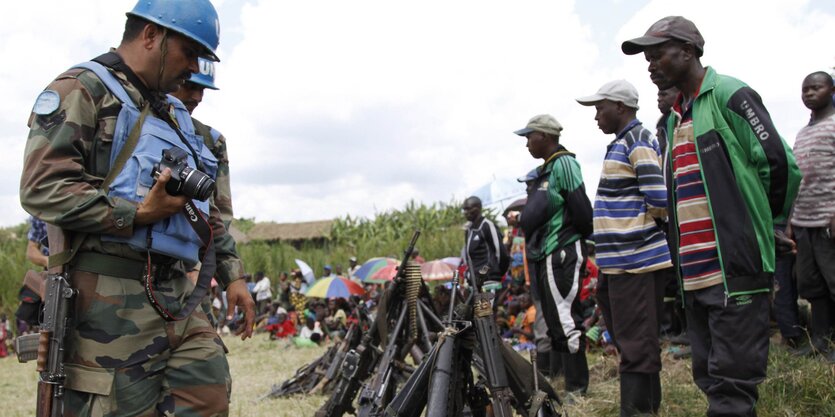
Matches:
[685,284,770,417]
[795,227,835,301]
[535,240,589,392]
[598,270,666,373]
[773,253,802,339]
[659,267,686,337]
[795,226,835,344]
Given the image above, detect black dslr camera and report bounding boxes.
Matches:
[151,147,215,201]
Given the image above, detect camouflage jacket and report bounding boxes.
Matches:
[193,119,234,227]
[19,62,244,288]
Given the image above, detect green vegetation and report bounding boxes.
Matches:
[237,200,473,277]
[0,201,477,317]
[0,223,33,319]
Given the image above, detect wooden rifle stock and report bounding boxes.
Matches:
[36,382,54,417]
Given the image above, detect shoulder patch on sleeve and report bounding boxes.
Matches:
[32,90,61,115]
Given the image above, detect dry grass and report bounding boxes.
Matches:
[1,336,832,417]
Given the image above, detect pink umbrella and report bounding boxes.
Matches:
[440,257,462,268]
[421,260,455,281]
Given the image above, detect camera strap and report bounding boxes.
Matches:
[143,200,215,322]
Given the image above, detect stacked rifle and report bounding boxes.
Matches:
[383,266,563,417]
[263,229,562,416]
[316,231,445,417]
[259,306,367,400]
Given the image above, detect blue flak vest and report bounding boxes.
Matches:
[74,62,218,264]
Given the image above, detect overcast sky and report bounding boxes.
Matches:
[2,0,834,227]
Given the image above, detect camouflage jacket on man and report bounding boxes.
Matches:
[193,119,234,228]
[20,63,244,288]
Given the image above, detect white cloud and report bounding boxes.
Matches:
[1,0,833,228]
[200,0,604,223]
[615,0,835,146]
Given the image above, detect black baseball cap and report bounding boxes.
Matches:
[622,16,705,56]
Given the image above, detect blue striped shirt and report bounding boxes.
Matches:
[592,120,672,274]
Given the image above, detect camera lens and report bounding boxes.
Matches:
[180,166,216,201]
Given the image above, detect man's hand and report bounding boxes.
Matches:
[774,229,796,256]
[135,168,189,225]
[26,241,48,268]
[226,278,255,340]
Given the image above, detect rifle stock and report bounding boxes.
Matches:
[36,382,54,417]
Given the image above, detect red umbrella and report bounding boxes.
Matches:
[421,260,456,281]
[367,264,399,283]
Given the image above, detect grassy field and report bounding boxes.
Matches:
[1,335,833,417]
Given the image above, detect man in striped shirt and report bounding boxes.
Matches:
[789,71,835,363]
[623,16,801,417]
[577,79,672,417]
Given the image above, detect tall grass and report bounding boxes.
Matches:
[0,223,32,320]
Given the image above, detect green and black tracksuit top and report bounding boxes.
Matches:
[664,67,801,297]
[519,147,593,262]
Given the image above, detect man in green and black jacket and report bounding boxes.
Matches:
[507,114,593,396]
[623,16,801,417]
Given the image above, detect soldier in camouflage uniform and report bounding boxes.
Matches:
[171,58,236,331]
[19,1,255,416]
[171,57,235,228]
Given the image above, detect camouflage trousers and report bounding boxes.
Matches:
[63,269,231,417]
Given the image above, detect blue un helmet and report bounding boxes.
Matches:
[127,0,221,61]
[188,58,219,90]
[517,167,540,184]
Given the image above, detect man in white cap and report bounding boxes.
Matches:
[506,114,593,396]
[577,80,672,416]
